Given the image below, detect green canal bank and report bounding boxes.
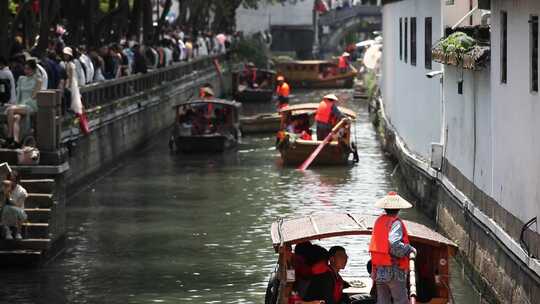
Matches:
[369,96,540,304]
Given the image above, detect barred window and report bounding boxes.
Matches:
[404,18,408,63]
[425,17,432,69]
[501,11,507,84]
[531,15,538,92]
[411,17,417,66]
[399,18,403,60]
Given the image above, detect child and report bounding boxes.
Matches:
[1,171,28,240]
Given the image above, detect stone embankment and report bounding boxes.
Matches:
[0,55,232,266]
[367,94,540,304]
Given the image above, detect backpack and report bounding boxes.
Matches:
[0,78,11,104]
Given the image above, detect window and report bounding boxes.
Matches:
[404,18,408,63]
[425,17,432,69]
[399,18,403,60]
[411,17,417,66]
[531,15,538,92]
[501,11,507,84]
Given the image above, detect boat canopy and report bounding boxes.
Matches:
[271,213,456,252]
[278,103,357,119]
[173,99,242,109]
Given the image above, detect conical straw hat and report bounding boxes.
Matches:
[323,94,339,101]
[374,191,413,209]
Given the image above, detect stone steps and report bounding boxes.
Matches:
[21,223,49,239]
[20,179,55,194]
[24,208,51,223]
[0,238,50,250]
[25,193,55,209]
[0,178,55,264]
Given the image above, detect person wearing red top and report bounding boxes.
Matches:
[338,52,350,73]
[275,75,290,110]
[369,192,417,304]
[315,94,344,140]
[303,245,353,304]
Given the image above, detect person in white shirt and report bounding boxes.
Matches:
[0,57,16,104]
[1,171,28,240]
[79,50,95,84]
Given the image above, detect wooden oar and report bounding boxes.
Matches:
[409,251,417,304]
[298,118,348,171]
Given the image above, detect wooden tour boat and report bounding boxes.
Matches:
[240,112,282,134]
[170,99,241,153]
[266,213,458,304]
[276,103,358,166]
[274,60,357,88]
[232,69,277,103]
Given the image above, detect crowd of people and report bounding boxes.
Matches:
[0,25,235,148]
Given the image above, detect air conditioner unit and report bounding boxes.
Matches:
[431,143,444,171]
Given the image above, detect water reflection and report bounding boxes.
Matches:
[0,90,478,304]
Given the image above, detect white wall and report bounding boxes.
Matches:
[236,1,314,34]
[443,67,492,195]
[382,0,442,160]
[490,0,540,226]
[443,0,482,28]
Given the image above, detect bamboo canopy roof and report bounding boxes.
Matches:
[271,213,457,251]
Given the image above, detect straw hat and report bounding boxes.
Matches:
[374,191,413,209]
[202,86,214,97]
[323,94,339,101]
[342,52,350,57]
[277,75,285,81]
[63,47,73,57]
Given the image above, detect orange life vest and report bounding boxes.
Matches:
[315,100,333,124]
[276,82,290,97]
[338,56,347,69]
[369,214,410,271]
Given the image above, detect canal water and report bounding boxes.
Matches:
[0,89,478,303]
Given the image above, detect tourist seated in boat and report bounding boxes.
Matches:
[176,106,195,136]
[1,171,27,240]
[294,241,315,297]
[209,107,230,133]
[240,62,258,89]
[315,94,345,140]
[191,107,209,135]
[302,244,355,304]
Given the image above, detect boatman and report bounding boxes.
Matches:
[369,191,417,304]
[199,86,215,120]
[338,52,350,74]
[275,75,290,110]
[200,86,214,99]
[315,94,344,140]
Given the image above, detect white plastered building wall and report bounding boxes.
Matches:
[236,1,314,35]
[382,0,442,160]
[490,0,540,227]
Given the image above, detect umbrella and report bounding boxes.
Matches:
[356,40,375,48]
[216,34,226,45]
[363,44,382,70]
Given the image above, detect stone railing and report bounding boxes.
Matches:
[36,54,227,154]
[79,55,223,110]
